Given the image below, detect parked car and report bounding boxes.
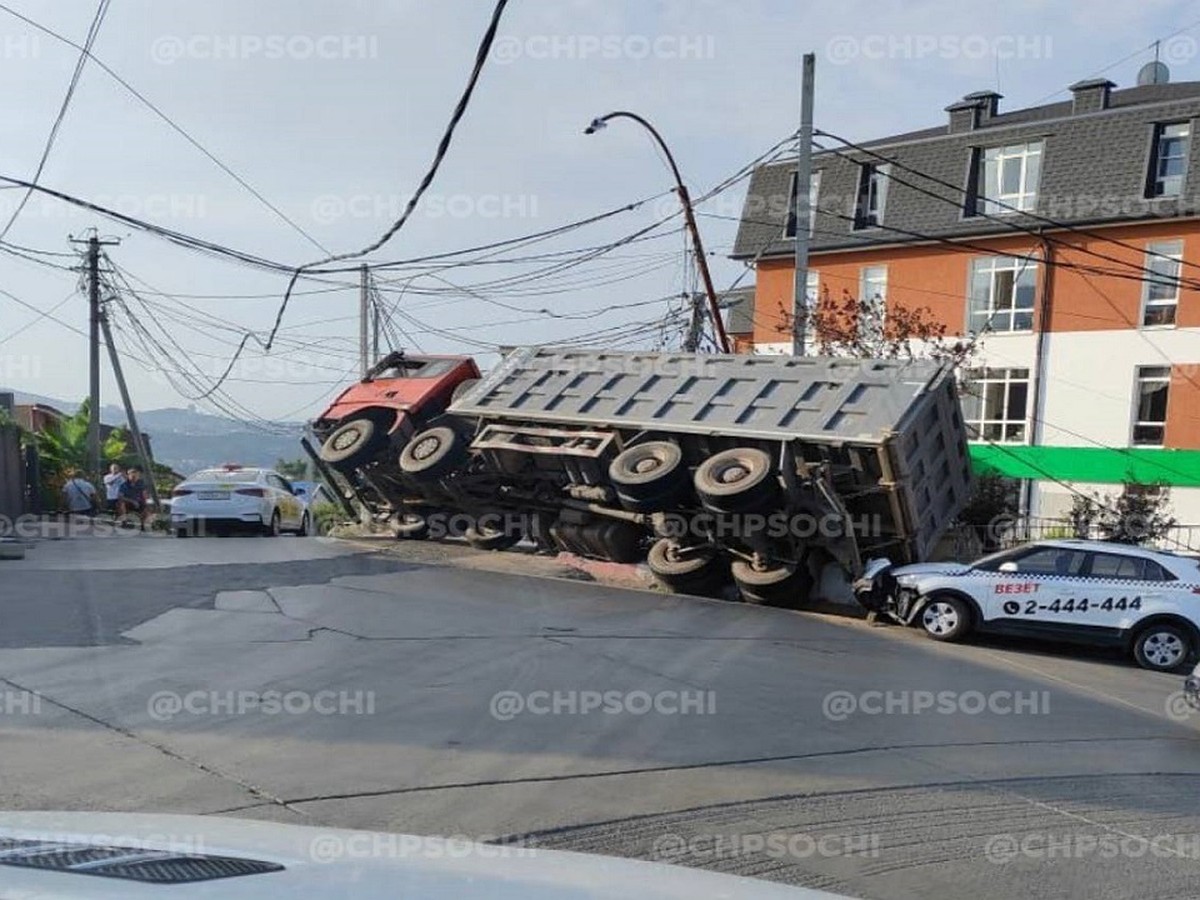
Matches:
[169,465,308,537]
[854,539,1200,672]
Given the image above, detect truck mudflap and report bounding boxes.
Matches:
[851,558,907,622]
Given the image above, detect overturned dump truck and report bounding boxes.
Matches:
[312,347,973,607]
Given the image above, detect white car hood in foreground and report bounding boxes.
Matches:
[0,811,850,899]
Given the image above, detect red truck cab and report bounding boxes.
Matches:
[313,352,480,472]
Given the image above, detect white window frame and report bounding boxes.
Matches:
[1131,365,1171,447]
[977,142,1043,215]
[1148,122,1190,198]
[783,171,821,238]
[962,367,1030,444]
[854,163,889,229]
[859,265,887,341]
[1140,240,1183,327]
[967,255,1038,333]
[798,270,820,353]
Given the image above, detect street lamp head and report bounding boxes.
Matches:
[583,117,608,135]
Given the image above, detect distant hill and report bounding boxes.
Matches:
[1,388,307,475]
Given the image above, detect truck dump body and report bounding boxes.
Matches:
[450,347,973,564]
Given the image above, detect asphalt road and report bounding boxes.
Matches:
[1,530,1199,899]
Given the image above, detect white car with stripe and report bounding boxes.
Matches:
[854,539,1200,672]
[169,465,308,537]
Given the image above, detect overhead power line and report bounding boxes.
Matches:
[0,1,330,254]
[267,0,512,349]
[0,0,109,240]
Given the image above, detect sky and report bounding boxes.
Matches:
[0,0,1195,423]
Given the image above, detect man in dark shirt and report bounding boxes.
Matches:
[117,467,150,531]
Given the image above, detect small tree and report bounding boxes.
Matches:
[1066,492,1101,539]
[1098,481,1176,545]
[35,399,128,497]
[776,288,975,368]
[275,458,309,480]
[958,474,1021,551]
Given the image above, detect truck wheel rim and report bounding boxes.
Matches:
[1144,632,1184,667]
[718,463,749,484]
[413,436,440,460]
[634,457,661,474]
[923,601,958,635]
[333,429,360,451]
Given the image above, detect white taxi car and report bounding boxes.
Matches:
[854,539,1200,672]
[169,465,308,537]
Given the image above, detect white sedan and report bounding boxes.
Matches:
[854,539,1200,672]
[169,465,308,537]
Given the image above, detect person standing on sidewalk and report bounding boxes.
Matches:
[61,469,98,518]
[117,467,150,531]
[102,463,126,516]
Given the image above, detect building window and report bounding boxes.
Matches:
[859,266,887,340]
[1147,122,1190,198]
[973,141,1043,215]
[1141,240,1183,326]
[853,163,889,229]
[967,256,1037,333]
[783,171,821,238]
[962,367,1029,442]
[1132,366,1170,446]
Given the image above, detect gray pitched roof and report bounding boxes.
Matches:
[733,81,1200,260]
[719,286,755,334]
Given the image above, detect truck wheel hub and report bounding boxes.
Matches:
[634,458,661,474]
[333,429,360,450]
[719,464,749,484]
[413,437,439,460]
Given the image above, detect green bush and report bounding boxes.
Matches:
[310,501,348,535]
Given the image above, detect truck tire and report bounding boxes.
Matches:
[399,426,467,480]
[464,515,520,551]
[731,558,812,608]
[391,512,429,540]
[320,418,385,471]
[450,378,480,405]
[609,441,687,511]
[647,538,726,597]
[694,447,779,513]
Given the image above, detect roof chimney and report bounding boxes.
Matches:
[1068,77,1115,114]
[963,90,1002,122]
[946,91,1002,133]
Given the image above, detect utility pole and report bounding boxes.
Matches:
[372,302,381,360]
[98,307,161,511]
[683,292,705,352]
[791,52,816,357]
[71,233,119,478]
[359,263,370,378]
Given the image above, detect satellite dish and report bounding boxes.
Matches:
[1137,61,1170,85]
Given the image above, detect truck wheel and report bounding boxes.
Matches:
[1132,623,1194,672]
[609,441,687,511]
[391,512,429,540]
[320,418,385,471]
[731,559,812,608]
[450,378,480,405]
[647,538,725,597]
[399,427,467,480]
[464,516,520,551]
[694,447,779,513]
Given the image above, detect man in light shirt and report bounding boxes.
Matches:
[103,463,126,515]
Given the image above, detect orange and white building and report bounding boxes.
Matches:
[732,74,1200,525]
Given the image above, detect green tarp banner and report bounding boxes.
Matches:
[969,444,1200,486]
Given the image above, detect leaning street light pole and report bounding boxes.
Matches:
[585,111,731,353]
